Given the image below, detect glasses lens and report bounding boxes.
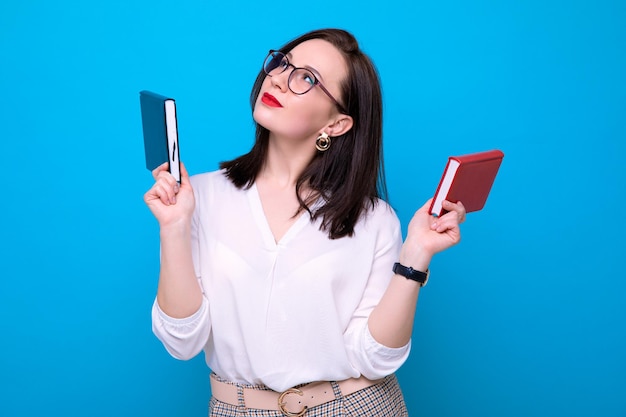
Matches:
[289,68,317,94]
[264,51,287,75]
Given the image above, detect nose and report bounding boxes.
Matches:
[269,68,290,93]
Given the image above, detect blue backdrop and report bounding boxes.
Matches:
[1,1,624,416]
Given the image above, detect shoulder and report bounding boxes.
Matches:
[189,169,237,193]
[346,198,403,256]
[357,198,401,238]
[189,169,229,188]
[366,198,400,224]
[189,169,242,205]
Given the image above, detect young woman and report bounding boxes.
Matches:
[144,28,465,416]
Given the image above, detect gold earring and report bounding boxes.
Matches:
[315,132,331,152]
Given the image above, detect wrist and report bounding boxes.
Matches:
[399,243,432,272]
[393,262,430,287]
[159,219,192,239]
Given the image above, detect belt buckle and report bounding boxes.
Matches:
[278,387,307,417]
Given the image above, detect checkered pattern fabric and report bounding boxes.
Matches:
[208,374,408,416]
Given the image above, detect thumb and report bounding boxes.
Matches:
[180,162,191,185]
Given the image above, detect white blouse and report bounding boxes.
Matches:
[152,170,410,392]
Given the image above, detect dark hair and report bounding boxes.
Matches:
[219,28,387,239]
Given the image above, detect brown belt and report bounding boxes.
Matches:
[210,373,382,416]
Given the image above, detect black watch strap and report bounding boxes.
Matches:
[393,262,430,286]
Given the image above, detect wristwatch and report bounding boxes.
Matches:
[393,262,430,287]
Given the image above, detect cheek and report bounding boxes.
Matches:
[289,96,336,130]
[254,104,330,137]
[283,106,330,137]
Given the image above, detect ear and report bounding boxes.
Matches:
[326,114,354,137]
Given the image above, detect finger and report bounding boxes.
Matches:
[155,161,188,192]
[153,172,180,204]
[156,181,178,205]
[153,164,182,195]
[442,200,466,223]
[430,218,453,233]
[145,183,171,206]
[429,216,462,243]
[430,209,460,232]
[432,218,459,233]
[155,168,178,185]
[152,161,171,180]
[457,201,466,223]
[179,162,191,187]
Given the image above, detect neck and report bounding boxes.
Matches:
[260,135,316,189]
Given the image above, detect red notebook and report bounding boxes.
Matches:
[429,150,504,216]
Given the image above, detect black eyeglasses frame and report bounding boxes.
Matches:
[263,50,348,114]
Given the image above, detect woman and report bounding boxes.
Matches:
[144,28,465,416]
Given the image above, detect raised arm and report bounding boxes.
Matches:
[368,199,466,348]
[144,162,202,318]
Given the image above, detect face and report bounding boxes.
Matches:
[252,39,348,142]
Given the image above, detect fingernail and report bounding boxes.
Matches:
[170,197,176,204]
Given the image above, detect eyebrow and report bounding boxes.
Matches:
[285,52,325,82]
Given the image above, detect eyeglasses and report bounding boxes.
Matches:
[262,50,348,114]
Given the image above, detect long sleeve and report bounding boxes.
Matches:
[150,177,212,360]
[150,170,412,392]
[343,209,411,379]
[151,296,211,360]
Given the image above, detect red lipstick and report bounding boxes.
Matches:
[261,92,282,108]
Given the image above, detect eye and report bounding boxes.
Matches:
[264,52,289,74]
[289,69,318,94]
[303,73,316,86]
[294,69,316,86]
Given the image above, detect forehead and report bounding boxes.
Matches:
[288,39,347,83]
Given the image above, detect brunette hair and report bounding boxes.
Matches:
[219,28,387,239]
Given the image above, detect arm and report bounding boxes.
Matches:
[144,162,202,318]
[145,163,212,359]
[368,199,465,348]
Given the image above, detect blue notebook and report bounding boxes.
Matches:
[139,90,181,183]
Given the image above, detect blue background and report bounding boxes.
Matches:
[1,0,624,416]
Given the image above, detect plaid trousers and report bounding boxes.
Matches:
[208,373,408,417]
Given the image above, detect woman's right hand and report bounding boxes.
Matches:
[143,162,195,228]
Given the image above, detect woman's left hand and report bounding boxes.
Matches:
[399,199,466,270]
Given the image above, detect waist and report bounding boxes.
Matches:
[210,373,383,416]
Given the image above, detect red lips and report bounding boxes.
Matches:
[261,92,282,108]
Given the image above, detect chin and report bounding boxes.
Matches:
[252,105,272,130]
